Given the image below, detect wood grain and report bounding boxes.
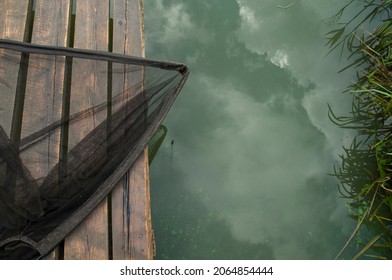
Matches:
[111,0,153,260]
[0,0,30,135]
[21,0,71,260]
[63,0,110,260]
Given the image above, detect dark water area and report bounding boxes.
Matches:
[144,0,363,259]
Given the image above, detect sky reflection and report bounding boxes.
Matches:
[145,0,359,259]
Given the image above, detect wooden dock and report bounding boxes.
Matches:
[0,0,154,259]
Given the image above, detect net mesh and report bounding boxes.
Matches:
[0,39,189,259]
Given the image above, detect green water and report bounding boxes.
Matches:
[145,0,361,259]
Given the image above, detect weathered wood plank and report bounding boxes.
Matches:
[111,0,137,260]
[63,0,110,260]
[129,149,154,259]
[0,0,30,40]
[111,152,152,259]
[127,0,154,260]
[0,0,30,136]
[20,0,71,260]
[111,0,153,260]
[31,0,70,47]
[21,0,70,205]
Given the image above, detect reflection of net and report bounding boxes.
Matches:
[0,40,189,259]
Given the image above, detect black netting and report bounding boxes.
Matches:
[0,39,189,259]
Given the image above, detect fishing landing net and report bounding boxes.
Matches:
[0,39,189,259]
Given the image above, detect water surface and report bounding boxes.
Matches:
[145,0,360,259]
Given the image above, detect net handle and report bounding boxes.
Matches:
[0,39,189,76]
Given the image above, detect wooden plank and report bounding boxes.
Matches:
[111,0,153,260]
[111,0,137,260]
[21,0,70,210]
[0,0,30,136]
[20,0,71,260]
[0,0,30,40]
[129,149,154,259]
[63,0,110,260]
[30,0,70,47]
[127,0,154,260]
